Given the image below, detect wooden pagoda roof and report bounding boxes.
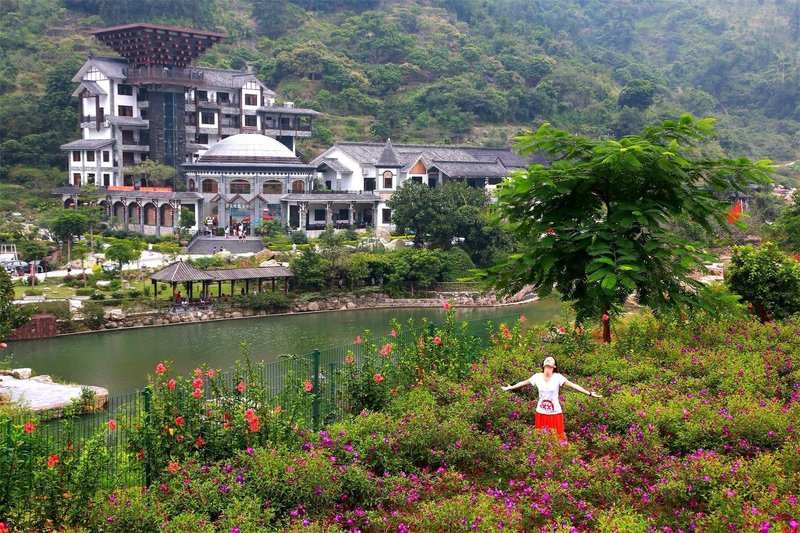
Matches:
[89,23,227,68]
[150,262,293,284]
[149,261,213,283]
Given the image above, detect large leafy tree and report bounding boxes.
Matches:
[121,159,176,188]
[490,115,773,343]
[726,243,800,322]
[105,240,140,283]
[51,209,88,264]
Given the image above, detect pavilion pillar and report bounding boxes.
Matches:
[155,201,161,237]
[349,202,355,226]
[326,201,332,226]
[217,281,222,297]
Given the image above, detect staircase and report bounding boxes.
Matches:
[187,237,265,256]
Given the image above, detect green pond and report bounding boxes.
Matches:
[7,300,562,396]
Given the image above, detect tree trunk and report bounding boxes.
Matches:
[602,304,611,344]
[66,239,71,264]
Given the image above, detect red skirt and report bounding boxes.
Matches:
[535,412,566,441]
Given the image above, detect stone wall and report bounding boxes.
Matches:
[8,314,58,340]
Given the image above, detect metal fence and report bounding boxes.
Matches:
[0,311,523,497]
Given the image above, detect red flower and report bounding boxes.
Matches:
[175,416,184,427]
[195,436,204,447]
[443,302,451,311]
[433,336,442,345]
[373,374,384,383]
[192,388,203,399]
[501,326,511,339]
[167,462,180,473]
[23,421,35,433]
[379,343,392,356]
[344,353,354,364]
[0,523,8,533]
[155,363,166,375]
[355,335,363,345]
[108,419,117,431]
[192,377,204,389]
[249,417,260,433]
[224,412,231,421]
[389,329,397,337]
[519,315,527,323]
[206,368,215,379]
[224,422,231,430]
[167,379,176,390]
[137,449,145,460]
[47,454,59,468]
[244,409,255,421]
[194,368,203,378]
[236,381,245,393]
[304,380,313,392]
[602,313,610,322]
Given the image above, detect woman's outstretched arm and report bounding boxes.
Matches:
[563,379,602,398]
[502,378,532,391]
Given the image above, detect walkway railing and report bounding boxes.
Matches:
[0,311,525,503]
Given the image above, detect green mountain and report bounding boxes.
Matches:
[2,0,800,206]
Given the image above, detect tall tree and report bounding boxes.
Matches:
[104,240,139,283]
[51,210,88,264]
[121,159,176,188]
[0,269,30,342]
[490,115,773,343]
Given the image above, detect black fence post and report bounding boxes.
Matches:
[328,361,336,421]
[141,387,152,487]
[312,349,320,431]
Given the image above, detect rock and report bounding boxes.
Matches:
[231,311,243,318]
[307,301,320,312]
[0,390,11,403]
[30,375,53,384]
[346,302,357,309]
[12,368,31,380]
[96,280,112,289]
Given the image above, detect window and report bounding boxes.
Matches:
[140,109,148,120]
[244,115,257,127]
[86,151,95,162]
[103,174,111,187]
[218,92,229,103]
[428,177,437,188]
[102,151,110,163]
[196,134,209,144]
[196,90,208,101]
[118,105,133,117]
[412,176,423,184]
[230,180,251,194]
[382,208,392,224]
[364,178,376,191]
[263,180,282,194]
[314,209,326,222]
[87,173,95,184]
[244,93,258,106]
[122,131,135,144]
[117,84,133,96]
[122,152,135,165]
[325,180,332,190]
[201,112,215,125]
[382,170,393,189]
[201,179,218,193]
[338,208,349,221]
[188,179,196,191]
[291,180,305,193]
[73,173,81,185]
[72,151,81,162]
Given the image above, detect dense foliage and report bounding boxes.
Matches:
[491,115,773,341]
[3,307,799,530]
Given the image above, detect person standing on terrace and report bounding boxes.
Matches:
[502,356,602,441]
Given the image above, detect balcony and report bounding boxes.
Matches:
[120,143,149,152]
[263,125,312,137]
[123,66,204,86]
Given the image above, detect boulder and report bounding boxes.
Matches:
[307,301,320,312]
[12,368,31,380]
[30,375,53,384]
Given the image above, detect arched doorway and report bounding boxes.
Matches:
[291,180,305,193]
[160,204,174,227]
[143,203,157,225]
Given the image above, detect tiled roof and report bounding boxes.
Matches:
[72,56,128,83]
[317,158,352,174]
[312,142,530,172]
[430,160,514,178]
[205,266,292,280]
[377,139,402,167]
[60,139,115,150]
[195,67,275,93]
[150,261,214,282]
[71,81,107,97]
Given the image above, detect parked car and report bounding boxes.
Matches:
[29,260,48,273]
[1,260,29,276]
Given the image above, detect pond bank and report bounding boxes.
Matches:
[0,369,108,413]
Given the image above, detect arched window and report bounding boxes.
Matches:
[291,180,305,193]
[143,203,157,225]
[188,179,196,191]
[160,204,174,227]
[230,180,251,195]
[201,179,218,193]
[263,180,282,194]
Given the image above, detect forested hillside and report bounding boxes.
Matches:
[2,0,800,212]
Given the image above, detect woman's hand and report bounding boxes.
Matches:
[501,385,512,391]
[589,391,603,398]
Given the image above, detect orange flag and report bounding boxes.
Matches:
[725,199,743,224]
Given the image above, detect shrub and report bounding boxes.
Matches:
[23,288,43,296]
[81,302,105,329]
[291,231,308,244]
[74,288,96,297]
[27,300,71,321]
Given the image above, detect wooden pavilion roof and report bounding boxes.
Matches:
[150,262,293,283]
[89,23,227,68]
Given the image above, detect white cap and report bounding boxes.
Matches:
[543,356,556,368]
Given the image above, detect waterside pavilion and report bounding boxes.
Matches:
[149,260,292,301]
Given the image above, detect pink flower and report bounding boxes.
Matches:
[236,381,245,393]
[389,329,397,337]
[23,421,35,433]
[602,313,610,322]
[519,315,527,323]
[433,336,442,345]
[175,416,184,426]
[374,374,384,383]
[206,368,215,378]
[194,368,203,378]
[443,302,451,311]
[355,335,363,345]
[167,379,176,390]
[192,388,203,398]
[47,454,59,468]
[155,363,166,375]
[108,419,117,431]
[192,377,204,389]
[379,343,392,356]
[344,353,354,364]
[304,380,313,392]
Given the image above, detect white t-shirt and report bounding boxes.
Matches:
[530,372,567,415]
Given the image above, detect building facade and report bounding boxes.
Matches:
[310,140,529,228]
[55,23,319,236]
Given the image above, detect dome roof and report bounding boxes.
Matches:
[199,134,299,163]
